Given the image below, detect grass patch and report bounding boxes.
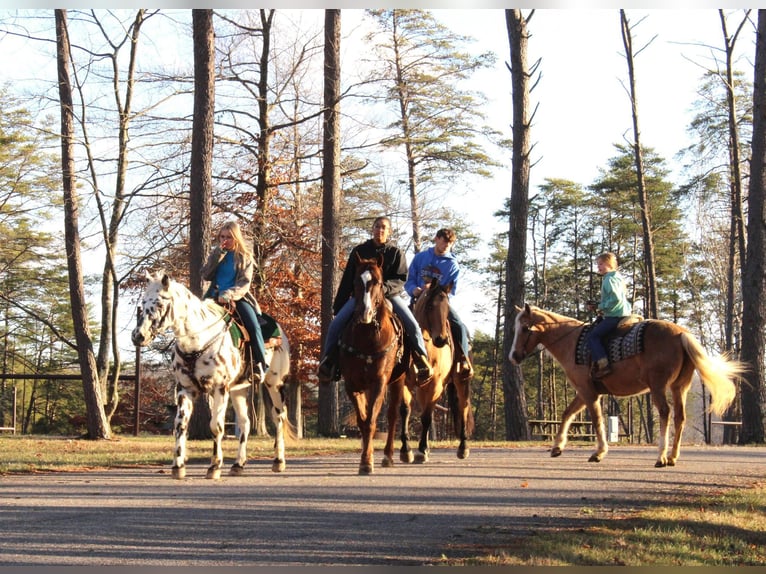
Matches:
[441,482,766,566]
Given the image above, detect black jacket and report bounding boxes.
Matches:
[332,239,408,315]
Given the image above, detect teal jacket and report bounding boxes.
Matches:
[599,270,631,317]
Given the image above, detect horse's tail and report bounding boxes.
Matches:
[447,382,475,438]
[681,332,746,416]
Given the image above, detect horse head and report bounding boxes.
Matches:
[415,277,452,348]
[352,253,386,326]
[509,303,540,364]
[131,270,174,347]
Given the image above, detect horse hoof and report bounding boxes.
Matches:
[413,451,429,464]
[229,464,245,477]
[550,447,562,458]
[655,460,667,468]
[272,459,286,473]
[171,465,186,480]
[206,466,222,480]
[667,459,677,467]
[588,453,602,463]
[358,465,373,475]
[400,450,414,464]
[457,446,470,460]
[382,456,394,468]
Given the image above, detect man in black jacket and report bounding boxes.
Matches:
[317,216,432,384]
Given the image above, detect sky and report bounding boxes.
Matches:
[1,7,757,346]
[409,9,756,334]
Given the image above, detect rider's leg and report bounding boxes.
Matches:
[317,298,355,382]
[448,305,473,377]
[586,316,620,377]
[389,295,432,382]
[235,298,268,377]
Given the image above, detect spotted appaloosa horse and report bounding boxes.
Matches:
[131,271,293,479]
[509,303,747,467]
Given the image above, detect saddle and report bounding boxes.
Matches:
[224,304,283,350]
[575,315,647,366]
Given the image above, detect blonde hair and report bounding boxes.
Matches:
[218,220,253,260]
[597,252,618,271]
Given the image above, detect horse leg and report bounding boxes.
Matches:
[399,388,414,463]
[584,396,608,463]
[651,389,672,468]
[414,404,433,464]
[206,388,228,480]
[171,387,195,479]
[263,378,289,472]
[551,394,587,458]
[453,379,472,460]
[668,378,692,466]
[381,378,401,468]
[351,390,375,475]
[228,387,251,476]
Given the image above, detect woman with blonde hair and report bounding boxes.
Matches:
[201,220,268,379]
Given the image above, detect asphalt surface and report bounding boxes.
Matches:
[0,443,763,566]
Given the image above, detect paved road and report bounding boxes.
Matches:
[0,444,763,566]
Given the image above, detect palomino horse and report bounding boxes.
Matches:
[131,271,294,479]
[338,254,407,475]
[509,303,746,467]
[398,278,473,464]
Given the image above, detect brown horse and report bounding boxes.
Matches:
[398,278,473,464]
[339,254,407,475]
[509,303,746,467]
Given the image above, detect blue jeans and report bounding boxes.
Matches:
[448,305,470,358]
[235,298,268,368]
[586,316,622,362]
[321,295,429,360]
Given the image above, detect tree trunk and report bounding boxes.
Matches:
[502,9,532,440]
[187,9,216,440]
[620,10,658,320]
[318,9,342,437]
[56,9,111,440]
[739,9,766,444]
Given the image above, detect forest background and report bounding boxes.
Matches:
[0,9,762,445]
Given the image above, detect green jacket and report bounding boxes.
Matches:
[599,270,631,317]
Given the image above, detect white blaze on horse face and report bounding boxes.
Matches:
[509,311,525,364]
[360,269,375,324]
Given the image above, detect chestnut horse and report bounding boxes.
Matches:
[339,254,407,475]
[398,278,473,463]
[509,303,746,467]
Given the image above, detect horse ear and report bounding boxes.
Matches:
[514,304,523,313]
[524,303,532,314]
[161,273,170,289]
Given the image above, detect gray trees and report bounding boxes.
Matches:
[55,9,111,440]
[366,9,499,252]
[502,8,534,441]
[739,9,766,444]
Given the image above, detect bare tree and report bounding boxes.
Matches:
[318,9,342,437]
[739,9,766,444]
[55,8,111,440]
[502,9,536,440]
[187,8,216,440]
[620,10,658,320]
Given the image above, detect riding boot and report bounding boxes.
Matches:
[317,348,340,384]
[591,357,612,379]
[413,352,433,385]
[456,354,474,381]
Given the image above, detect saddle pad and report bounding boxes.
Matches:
[575,321,648,365]
[258,312,281,340]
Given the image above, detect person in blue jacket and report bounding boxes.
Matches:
[201,220,269,381]
[586,251,632,379]
[405,227,473,380]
